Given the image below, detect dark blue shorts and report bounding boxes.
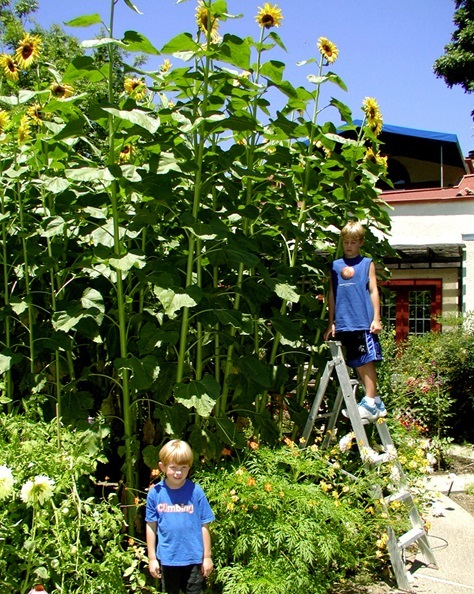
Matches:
[161,564,204,594]
[335,330,383,368]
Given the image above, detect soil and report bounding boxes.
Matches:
[441,454,474,516]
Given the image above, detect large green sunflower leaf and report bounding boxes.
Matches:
[64,14,103,27]
[174,376,220,417]
[122,30,159,54]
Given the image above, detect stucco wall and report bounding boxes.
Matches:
[384,199,474,314]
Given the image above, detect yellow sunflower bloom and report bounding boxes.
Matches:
[317,37,339,64]
[118,144,136,163]
[365,148,387,168]
[15,33,42,69]
[362,96,383,136]
[0,109,10,133]
[195,1,220,42]
[124,77,147,100]
[255,3,283,29]
[17,115,31,144]
[160,59,172,73]
[0,54,19,82]
[50,82,74,100]
[26,102,45,126]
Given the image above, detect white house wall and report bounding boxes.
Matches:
[384,199,474,314]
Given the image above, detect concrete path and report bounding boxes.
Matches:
[380,448,474,593]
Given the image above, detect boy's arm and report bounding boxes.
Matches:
[146,521,161,579]
[368,261,382,334]
[201,523,213,577]
[324,274,336,341]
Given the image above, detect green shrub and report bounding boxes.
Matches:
[195,440,416,594]
[379,318,474,444]
[0,414,154,594]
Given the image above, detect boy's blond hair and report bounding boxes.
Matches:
[159,439,194,467]
[341,220,365,241]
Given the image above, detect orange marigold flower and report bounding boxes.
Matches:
[249,440,259,450]
[247,477,256,486]
[264,482,272,492]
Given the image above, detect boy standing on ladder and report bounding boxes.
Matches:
[324,220,386,422]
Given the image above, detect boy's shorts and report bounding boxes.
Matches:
[335,330,383,368]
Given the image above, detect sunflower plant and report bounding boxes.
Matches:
[0,0,392,545]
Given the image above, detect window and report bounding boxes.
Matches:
[381,279,442,342]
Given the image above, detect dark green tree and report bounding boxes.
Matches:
[433,0,474,93]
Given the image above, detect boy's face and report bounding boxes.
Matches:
[342,237,363,258]
[159,461,190,489]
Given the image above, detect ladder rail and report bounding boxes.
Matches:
[302,341,438,590]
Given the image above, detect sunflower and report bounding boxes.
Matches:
[362,97,383,136]
[317,37,339,64]
[50,82,74,100]
[124,77,147,100]
[0,54,19,82]
[0,109,10,134]
[160,58,172,74]
[365,148,387,168]
[195,0,220,42]
[26,102,45,125]
[17,115,31,144]
[15,33,42,69]
[255,3,283,29]
[118,144,136,163]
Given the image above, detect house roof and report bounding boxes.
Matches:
[382,174,474,204]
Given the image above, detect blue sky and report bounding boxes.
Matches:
[32,0,474,156]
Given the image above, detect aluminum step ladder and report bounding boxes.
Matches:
[302,341,437,592]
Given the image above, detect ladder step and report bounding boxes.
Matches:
[385,490,413,504]
[398,527,426,549]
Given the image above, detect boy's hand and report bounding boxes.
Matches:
[149,558,161,579]
[370,320,382,334]
[324,323,335,341]
[201,556,213,578]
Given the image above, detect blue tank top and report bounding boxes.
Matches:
[331,255,373,332]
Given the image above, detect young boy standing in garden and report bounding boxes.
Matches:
[146,439,215,594]
[324,220,386,422]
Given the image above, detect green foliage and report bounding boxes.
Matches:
[0,413,155,594]
[379,316,474,444]
[0,0,392,520]
[433,0,474,93]
[195,441,409,594]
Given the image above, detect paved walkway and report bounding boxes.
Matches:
[380,445,474,593]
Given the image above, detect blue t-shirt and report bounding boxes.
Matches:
[330,255,374,332]
[145,478,215,566]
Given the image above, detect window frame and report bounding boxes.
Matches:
[381,279,442,342]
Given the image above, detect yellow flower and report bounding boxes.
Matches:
[26,102,45,126]
[247,477,256,486]
[362,97,383,136]
[0,109,10,133]
[118,145,135,163]
[317,37,339,64]
[50,82,74,100]
[255,3,283,29]
[195,0,220,42]
[264,482,272,492]
[365,148,387,168]
[17,115,31,144]
[15,33,42,69]
[0,54,19,82]
[160,59,172,73]
[124,77,147,100]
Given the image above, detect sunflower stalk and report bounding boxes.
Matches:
[105,0,136,534]
[175,7,214,386]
